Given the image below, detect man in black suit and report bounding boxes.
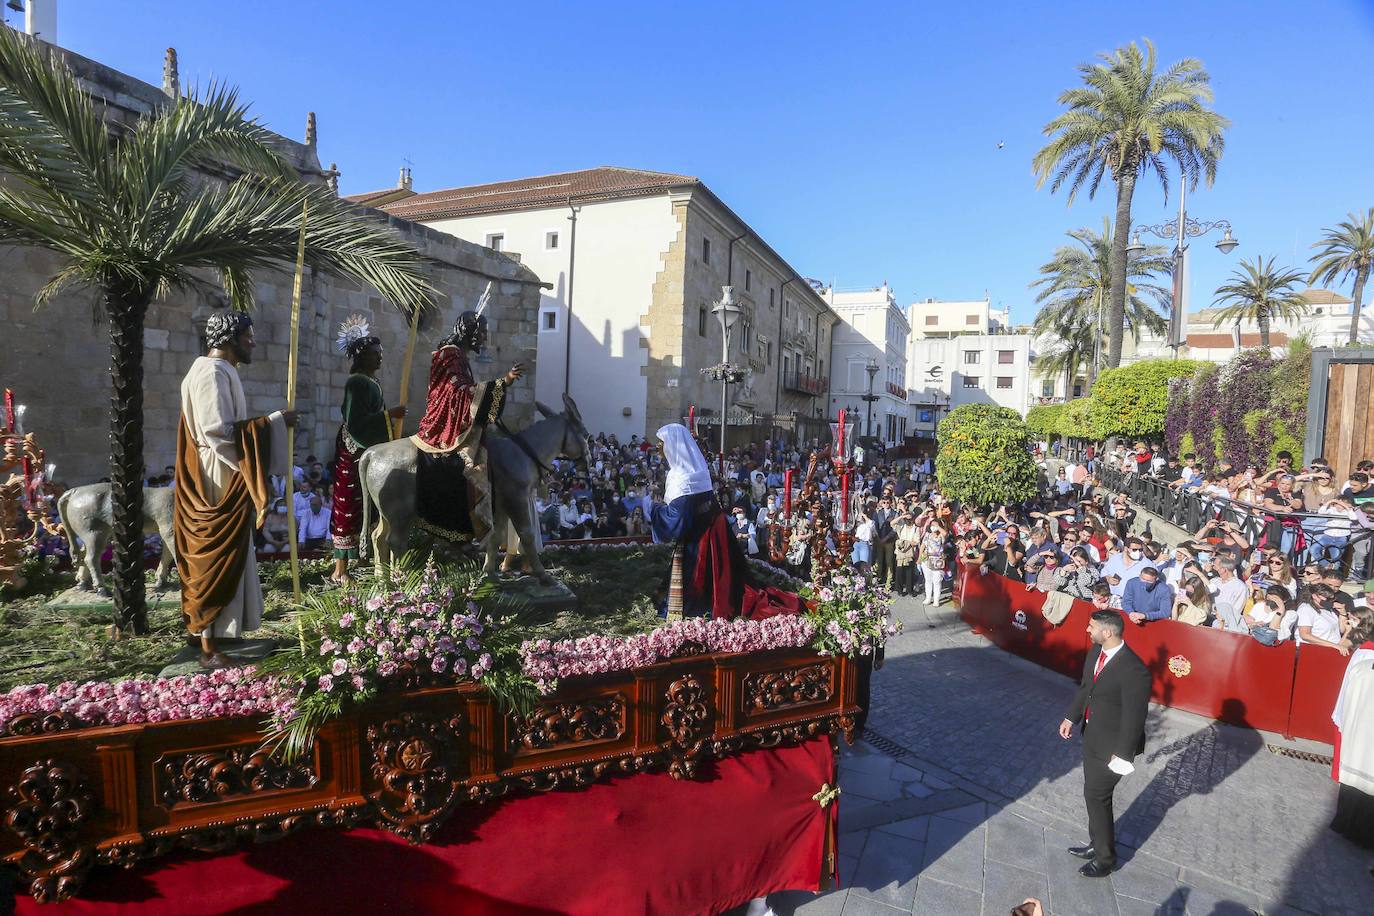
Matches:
[1058,609,1151,877]
[871,495,898,587]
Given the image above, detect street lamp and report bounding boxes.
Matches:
[862,358,879,440]
[1129,174,1238,352]
[702,286,745,471]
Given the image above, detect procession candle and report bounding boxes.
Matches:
[21,455,32,494]
[688,405,695,434]
[14,404,24,435]
[784,469,793,517]
[3,389,12,432]
[841,471,850,527]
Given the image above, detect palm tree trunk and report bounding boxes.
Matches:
[106,285,152,634]
[1106,171,1138,368]
[1349,266,1368,345]
[1258,308,1270,350]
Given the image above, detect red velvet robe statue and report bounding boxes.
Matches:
[410,344,506,543]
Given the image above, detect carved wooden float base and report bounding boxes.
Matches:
[2,648,860,903]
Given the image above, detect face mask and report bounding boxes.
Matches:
[1129,549,1142,559]
[1143,580,1157,591]
[1198,552,1212,564]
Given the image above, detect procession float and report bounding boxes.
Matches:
[0,386,896,914]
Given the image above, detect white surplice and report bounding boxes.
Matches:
[180,356,288,638]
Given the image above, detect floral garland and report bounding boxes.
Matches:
[520,614,817,693]
[0,666,291,733]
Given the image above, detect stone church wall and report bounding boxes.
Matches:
[0,43,541,484]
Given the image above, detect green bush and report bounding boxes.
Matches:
[1025,403,1067,439]
[936,403,1039,506]
[1089,358,1208,440]
[1057,398,1100,442]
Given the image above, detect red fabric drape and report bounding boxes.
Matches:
[414,345,477,452]
[23,739,837,916]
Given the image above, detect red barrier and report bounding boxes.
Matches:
[957,565,1090,679]
[954,563,1344,745]
[1288,643,1346,745]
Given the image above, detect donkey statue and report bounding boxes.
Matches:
[359,393,589,583]
[57,483,177,594]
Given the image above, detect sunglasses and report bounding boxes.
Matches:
[1267,560,1284,566]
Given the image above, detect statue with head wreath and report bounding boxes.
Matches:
[327,315,406,584]
[409,283,526,546]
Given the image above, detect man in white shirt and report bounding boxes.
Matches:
[298,495,332,548]
[1099,537,1154,598]
[1208,556,1250,634]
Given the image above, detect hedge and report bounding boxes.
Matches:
[1088,358,1208,441]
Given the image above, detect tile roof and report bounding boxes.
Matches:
[375,167,699,221]
[343,187,417,207]
[1297,288,1352,305]
[1186,332,1290,348]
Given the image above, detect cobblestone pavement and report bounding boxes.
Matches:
[756,594,1373,916]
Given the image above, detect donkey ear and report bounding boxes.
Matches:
[561,393,584,423]
[535,400,558,419]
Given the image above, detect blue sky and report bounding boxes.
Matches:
[31,0,1374,324]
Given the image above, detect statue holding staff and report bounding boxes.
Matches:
[173,313,296,668]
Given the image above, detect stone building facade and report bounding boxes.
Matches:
[0,43,541,484]
[363,167,837,445]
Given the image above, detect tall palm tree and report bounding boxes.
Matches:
[1029,220,1171,387]
[0,30,434,633]
[1033,39,1228,369]
[1211,257,1309,349]
[1308,208,1374,345]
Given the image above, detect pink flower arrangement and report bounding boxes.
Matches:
[0,666,293,733]
[520,614,817,693]
[803,573,901,658]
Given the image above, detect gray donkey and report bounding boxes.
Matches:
[57,483,177,593]
[359,393,589,583]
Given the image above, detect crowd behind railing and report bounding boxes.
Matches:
[19,430,1374,661]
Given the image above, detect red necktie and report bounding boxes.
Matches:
[1085,651,1108,722]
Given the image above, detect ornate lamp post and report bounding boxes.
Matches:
[1127,175,1238,355]
[862,358,880,442]
[702,286,745,473]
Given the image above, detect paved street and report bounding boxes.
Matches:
[761,594,1372,916]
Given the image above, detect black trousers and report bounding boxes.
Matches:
[873,541,897,585]
[1082,750,1123,864]
[893,562,916,595]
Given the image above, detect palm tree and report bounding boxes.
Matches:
[1211,257,1309,349]
[1308,208,1374,345]
[1033,39,1228,369]
[1029,220,1171,387]
[0,30,434,633]
[1033,320,1092,400]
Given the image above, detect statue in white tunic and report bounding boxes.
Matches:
[173,312,294,668]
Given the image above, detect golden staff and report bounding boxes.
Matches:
[393,303,420,439]
[284,200,309,605]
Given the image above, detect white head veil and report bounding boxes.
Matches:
[657,423,713,503]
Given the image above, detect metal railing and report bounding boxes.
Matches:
[1095,465,1371,570]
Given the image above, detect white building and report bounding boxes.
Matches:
[821,284,911,446]
[353,166,837,443]
[903,298,1036,439]
[1126,288,1374,364]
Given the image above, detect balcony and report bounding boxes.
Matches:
[887,382,907,400]
[783,371,826,396]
